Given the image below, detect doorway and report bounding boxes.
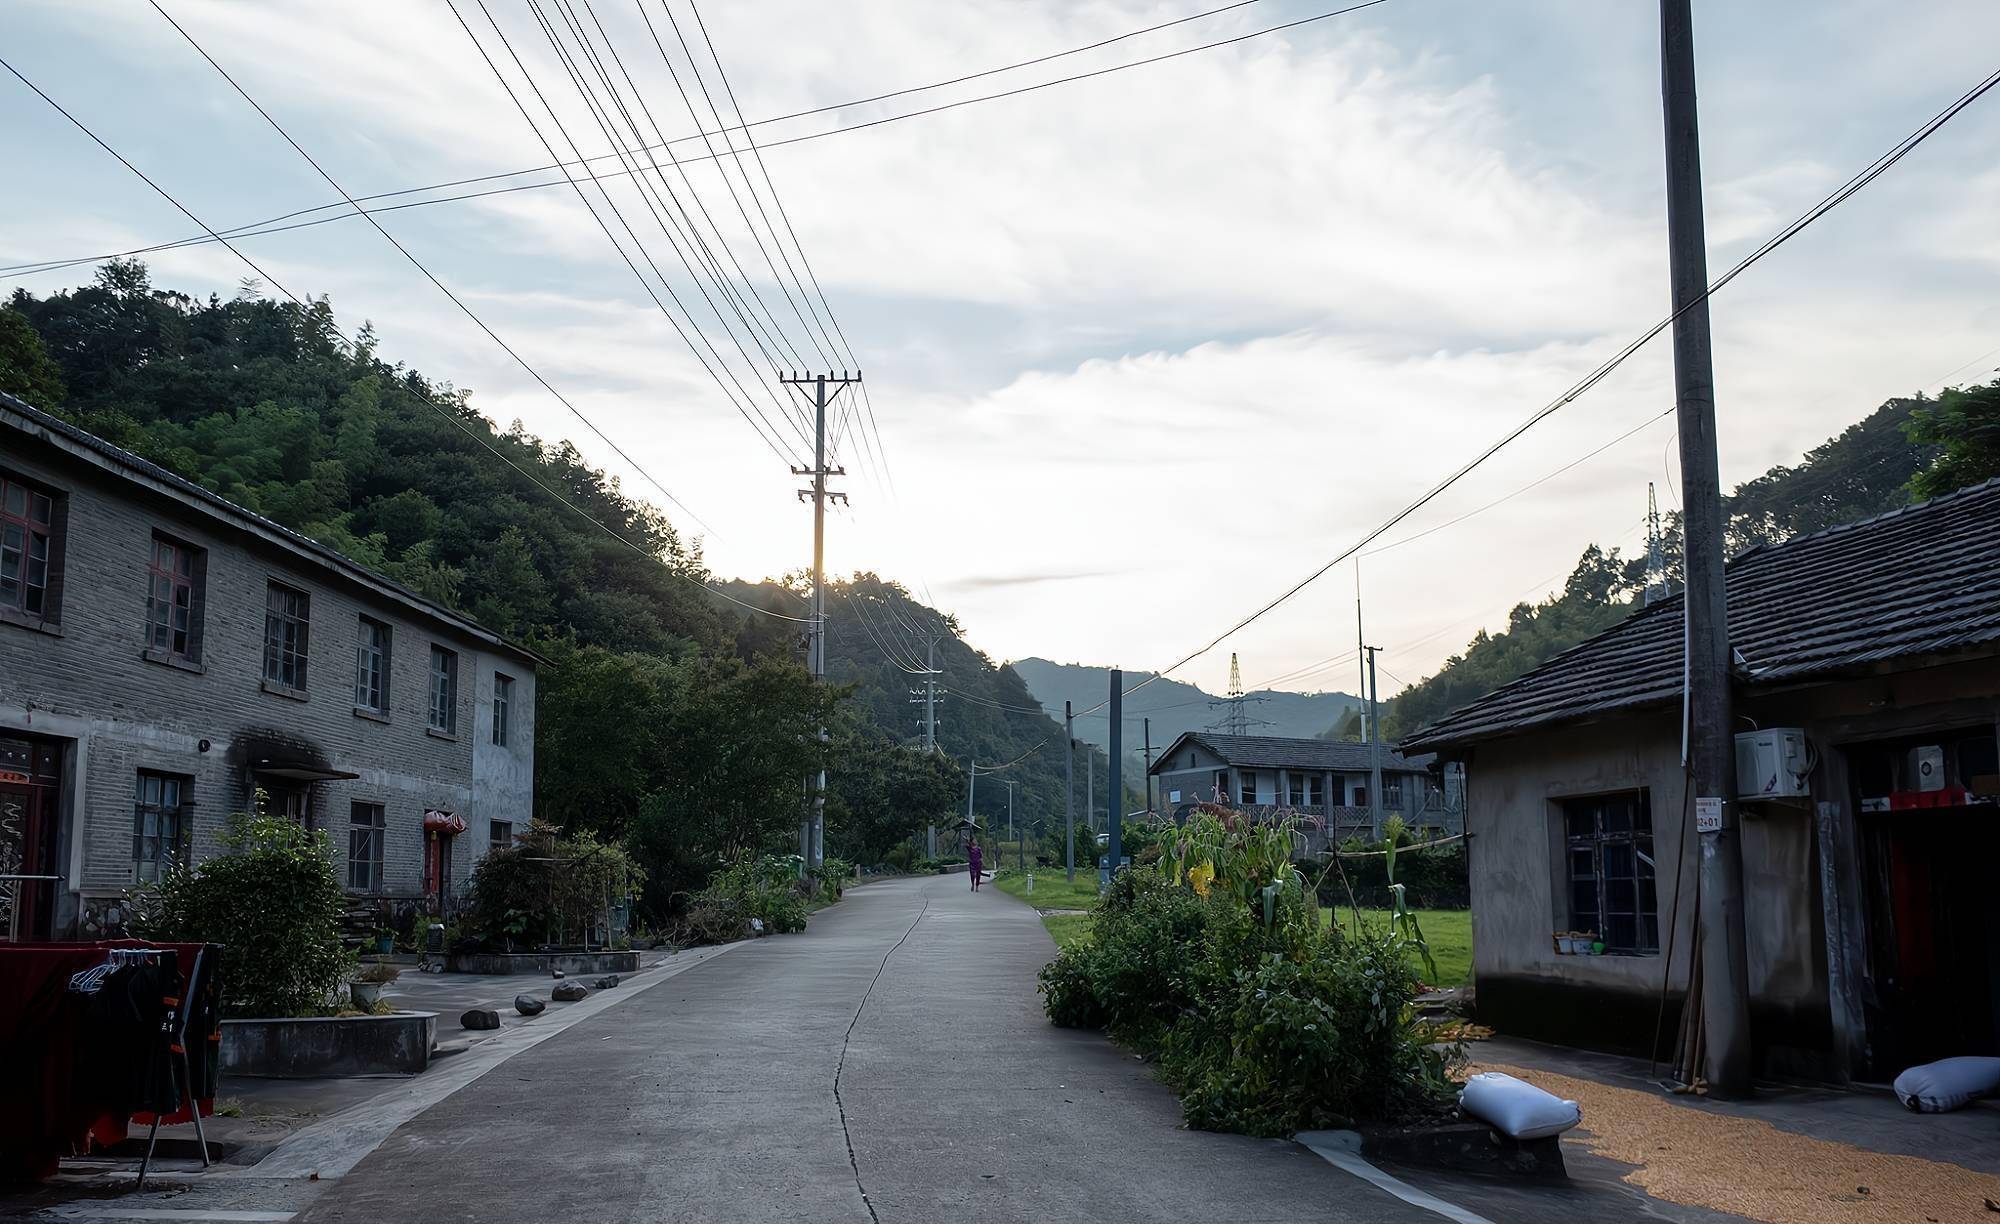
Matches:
[1851,727,2000,1076]
[0,735,65,942]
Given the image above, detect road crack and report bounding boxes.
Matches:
[833,881,932,1224]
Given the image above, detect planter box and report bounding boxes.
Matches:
[444,950,639,976]
[221,1011,438,1078]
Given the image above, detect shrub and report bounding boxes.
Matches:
[1164,928,1453,1136]
[132,812,350,1018]
[460,821,644,952]
[882,842,917,873]
[1041,810,1456,1136]
[681,857,810,943]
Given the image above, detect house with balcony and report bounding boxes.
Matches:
[0,392,540,942]
[1147,731,1457,846]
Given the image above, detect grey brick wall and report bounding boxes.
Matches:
[0,430,536,933]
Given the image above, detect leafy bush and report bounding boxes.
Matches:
[681,857,810,944]
[132,812,350,1018]
[1040,810,1456,1136]
[1164,929,1453,1136]
[882,842,918,873]
[460,821,644,951]
[811,857,853,903]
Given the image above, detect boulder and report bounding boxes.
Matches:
[594,975,620,990]
[460,1008,502,1031]
[514,994,546,1016]
[551,981,589,1003]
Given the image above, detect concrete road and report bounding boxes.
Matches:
[295,873,1439,1224]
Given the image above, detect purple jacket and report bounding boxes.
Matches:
[967,845,983,871]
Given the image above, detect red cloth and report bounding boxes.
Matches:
[0,940,210,1181]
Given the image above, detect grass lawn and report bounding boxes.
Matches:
[991,866,1102,914]
[1323,906,1472,988]
[991,867,1101,949]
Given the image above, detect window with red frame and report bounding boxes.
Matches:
[0,473,57,622]
[146,533,203,661]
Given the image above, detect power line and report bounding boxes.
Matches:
[630,0,837,373]
[462,0,811,462]
[141,0,728,540]
[684,0,895,496]
[0,49,812,627]
[1097,61,2000,711]
[0,0,1396,281]
[559,0,817,381]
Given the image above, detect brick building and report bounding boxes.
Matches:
[0,392,539,941]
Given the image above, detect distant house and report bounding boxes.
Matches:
[1147,731,1458,844]
[0,392,541,942]
[1402,478,2000,1082]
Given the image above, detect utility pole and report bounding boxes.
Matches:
[784,371,858,873]
[1003,780,1017,846]
[1143,717,1155,814]
[1660,0,1750,1099]
[1086,748,1095,835]
[965,756,978,864]
[1364,645,1385,837]
[1064,701,1076,883]
[1356,566,1381,834]
[1108,668,1123,882]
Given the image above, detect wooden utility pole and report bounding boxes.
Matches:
[1660,0,1751,1099]
[784,371,857,873]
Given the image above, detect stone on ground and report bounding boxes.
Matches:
[551,981,589,1002]
[460,1008,501,1030]
[514,994,546,1016]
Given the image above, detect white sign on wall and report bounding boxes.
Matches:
[1695,796,1724,834]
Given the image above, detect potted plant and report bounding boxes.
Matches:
[349,961,401,1008]
[375,926,395,955]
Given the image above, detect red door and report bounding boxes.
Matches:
[0,738,61,942]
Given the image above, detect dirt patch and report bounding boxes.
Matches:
[1475,1061,2000,1224]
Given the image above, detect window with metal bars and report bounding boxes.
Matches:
[263,581,310,691]
[145,533,202,662]
[133,771,190,883]
[0,473,57,623]
[1561,790,1659,954]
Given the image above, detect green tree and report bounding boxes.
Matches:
[0,308,66,405]
[1906,379,2000,499]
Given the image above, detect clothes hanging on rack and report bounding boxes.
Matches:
[0,939,217,1181]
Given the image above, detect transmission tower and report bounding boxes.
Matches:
[1207,652,1271,735]
[1644,482,1670,606]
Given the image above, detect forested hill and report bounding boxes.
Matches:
[0,262,1006,902]
[1376,384,1999,741]
[718,573,1098,828]
[1011,658,1359,768]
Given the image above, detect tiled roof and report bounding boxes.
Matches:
[1,392,543,665]
[1401,476,2000,752]
[1151,731,1434,774]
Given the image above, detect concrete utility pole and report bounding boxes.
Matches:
[784,371,858,873]
[965,756,977,832]
[911,631,944,856]
[1003,780,1017,846]
[1064,701,1076,883]
[1143,717,1155,814]
[1365,645,1385,836]
[1108,668,1124,881]
[1660,0,1751,1099]
[1086,747,1094,835]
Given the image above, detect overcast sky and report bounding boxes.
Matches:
[7,0,1998,697]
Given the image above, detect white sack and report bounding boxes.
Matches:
[1893,1056,2000,1113]
[1459,1071,1581,1140]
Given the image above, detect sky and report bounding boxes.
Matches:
[5,0,1998,698]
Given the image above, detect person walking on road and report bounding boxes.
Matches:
[967,839,983,891]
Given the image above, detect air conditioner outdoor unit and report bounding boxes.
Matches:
[1735,728,1811,799]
